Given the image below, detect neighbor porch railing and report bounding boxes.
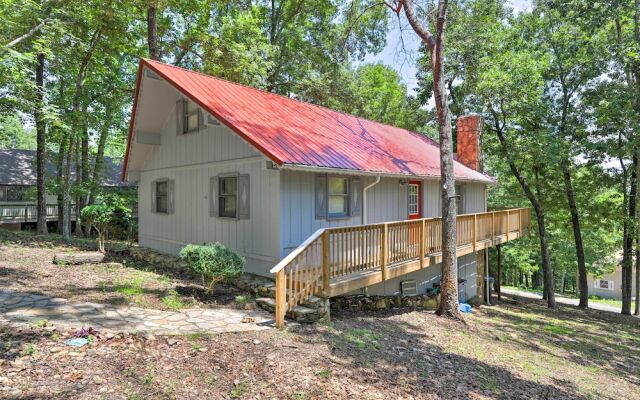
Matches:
[0,203,76,223]
[269,208,531,328]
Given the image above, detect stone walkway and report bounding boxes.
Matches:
[0,290,274,334]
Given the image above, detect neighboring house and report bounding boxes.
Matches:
[0,149,131,230]
[122,59,530,323]
[587,253,637,301]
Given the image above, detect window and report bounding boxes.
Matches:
[155,181,168,213]
[177,99,202,135]
[328,177,349,218]
[594,279,614,290]
[219,176,237,218]
[408,184,419,215]
[3,185,31,201]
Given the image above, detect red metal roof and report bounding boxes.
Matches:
[123,59,492,183]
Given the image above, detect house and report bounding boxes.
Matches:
[0,149,131,230]
[587,253,637,301]
[122,59,530,325]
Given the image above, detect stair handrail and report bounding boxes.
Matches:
[270,228,326,274]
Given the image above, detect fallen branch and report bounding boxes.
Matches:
[53,252,105,265]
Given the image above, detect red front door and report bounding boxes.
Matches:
[407,180,422,219]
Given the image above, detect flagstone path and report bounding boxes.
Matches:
[0,290,274,334]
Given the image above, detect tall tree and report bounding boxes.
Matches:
[390,0,460,318]
[35,52,47,234]
[535,1,607,308]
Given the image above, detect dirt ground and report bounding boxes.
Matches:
[0,229,250,311]
[1,299,638,399]
[1,229,639,399]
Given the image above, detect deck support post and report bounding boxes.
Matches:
[275,269,286,329]
[518,208,522,237]
[322,231,330,296]
[491,212,495,246]
[506,209,510,240]
[381,223,388,281]
[473,214,477,252]
[497,244,502,301]
[419,219,425,268]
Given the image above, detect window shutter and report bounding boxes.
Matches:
[197,108,205,131]
[176,99,185,135]
[315,174,327,219]
[167,179,175,214]
[209,176,218,218]
[238,174,250,219]
[350,178,362,217]
[150,180,157,213]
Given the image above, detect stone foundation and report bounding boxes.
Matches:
[331,294,439,312]
[129,247,188,271]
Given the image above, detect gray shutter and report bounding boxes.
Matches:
[209,176,218,217]
[176,99,185,135]
[197,108,205,131]
[150,180,157,213]
[315,174,327,219]
[238,174,250,219]
[350,177,362,217]
[167,179,175,214]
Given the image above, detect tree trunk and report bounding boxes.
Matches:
[399,0,460,319]
[494,125,555,308]
[35,52,47,234]
[88,109,111,205]
[74,136,83,236]
[636,155,640,315]
[56,136,66,234]
[561,161,588,307]
[62,134,74,242]
[497,244,502,300]
[62,29,101,241]
[147,4,159,60]
[622,152,638,315]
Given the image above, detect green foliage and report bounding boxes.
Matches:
[179,243,244,292]
[0,114,35,149]
[81,203,114,253]
[162,290,186,311]
[81,193,133,252]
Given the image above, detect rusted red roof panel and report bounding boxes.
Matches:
[123,59,492,183]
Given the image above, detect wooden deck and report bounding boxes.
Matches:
[0,204,76,224]
[270,208,532,328]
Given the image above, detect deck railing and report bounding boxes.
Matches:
[0,204,77,223]
[270,207,531,328]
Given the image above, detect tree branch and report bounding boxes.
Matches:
[5,19,48,49]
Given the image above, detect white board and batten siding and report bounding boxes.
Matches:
[134,76,281,276]
[280,172,487,256]
[280,172,408,257]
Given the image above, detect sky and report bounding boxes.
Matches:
[364,0,533,93]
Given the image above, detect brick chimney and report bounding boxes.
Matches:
[456,115,483,171]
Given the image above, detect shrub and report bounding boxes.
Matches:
[81,203,114,253]
[179,243,244,292]
[81,194,133,252]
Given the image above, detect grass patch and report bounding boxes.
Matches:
[314,368,331,379]
[543,323,574,335]
[162,290,186,310]
[342,328,382,350]
[114,276,145,296]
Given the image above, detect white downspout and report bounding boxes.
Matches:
[362,176,381,225]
